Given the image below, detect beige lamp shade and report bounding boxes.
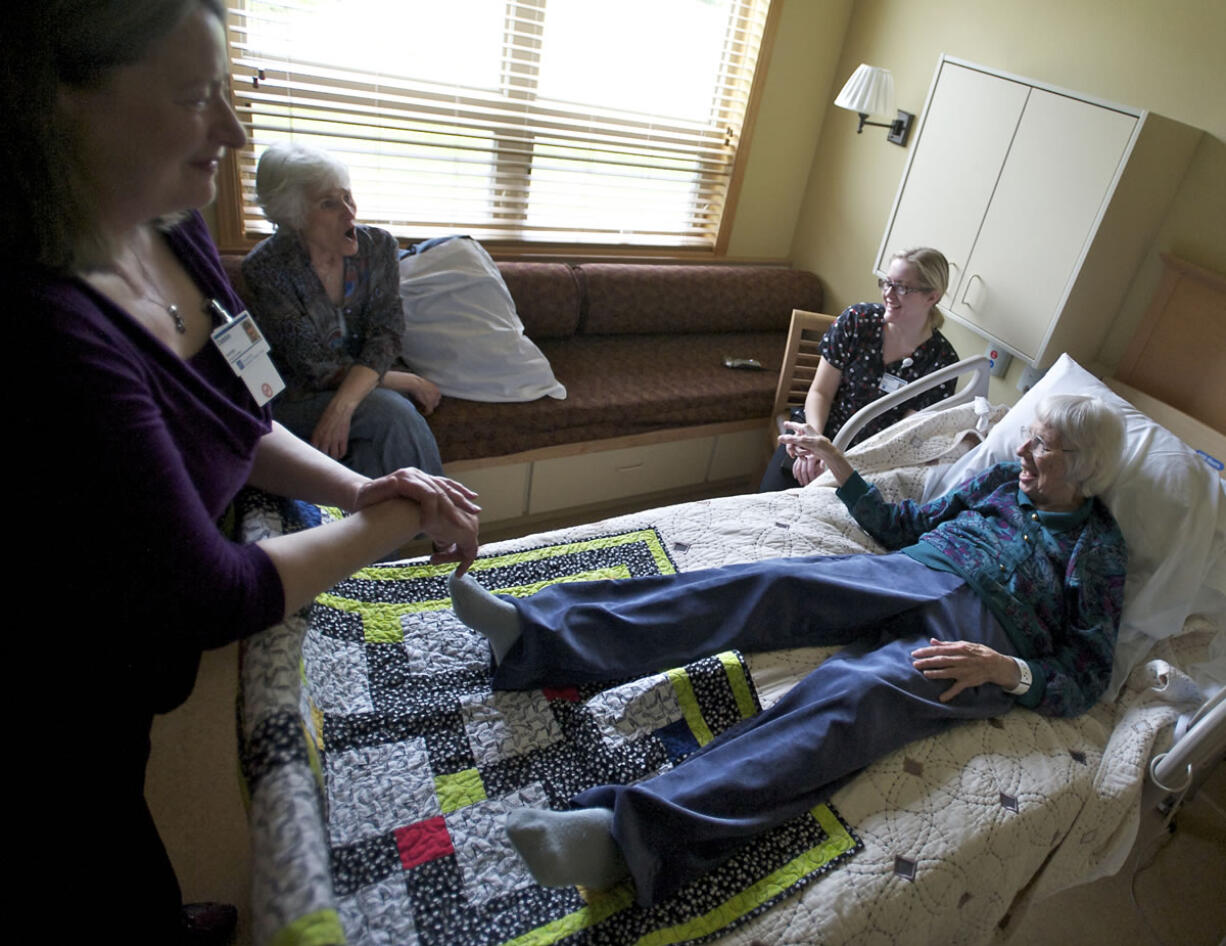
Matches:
[834,64,895,117]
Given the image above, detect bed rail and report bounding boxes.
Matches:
[832,355,993,451]
[1150,688,1226,802]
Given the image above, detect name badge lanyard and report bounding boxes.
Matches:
[207,298,286,407]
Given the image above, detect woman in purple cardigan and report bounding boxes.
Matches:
[9,2,479,941]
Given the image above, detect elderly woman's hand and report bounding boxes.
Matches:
[779,422,837,461]
[781,421,819,459]
[312,397,357,459]
[354,468,481,574]
[384,370,442,415]
[910,638,1021,702]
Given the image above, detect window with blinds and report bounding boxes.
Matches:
[222,0,775,251]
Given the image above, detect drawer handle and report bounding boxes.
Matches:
[615,462,645,473]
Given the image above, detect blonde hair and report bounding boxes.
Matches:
[890,247,949,331]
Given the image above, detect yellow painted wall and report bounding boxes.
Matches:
[735,0,1226,403]
[723,0,853,258]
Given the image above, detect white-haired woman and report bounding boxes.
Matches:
[449,394,1127,907]
[242,142,444,478]
[760,246,960,491]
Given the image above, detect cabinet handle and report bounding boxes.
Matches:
[616,462,645,473]
[960,273,984,309]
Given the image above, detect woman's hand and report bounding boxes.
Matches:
[406,374,442,414]
[353,468,481,575]
[311,396,356,460]
[791,454,825,486]
[910,638,1021,702]
[384,370,442,415]
[778,423,854,486]
[353,468,479,514]
[312,364,383,459]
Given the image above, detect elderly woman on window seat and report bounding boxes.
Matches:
[448,393,1127,907]
[242,141,444,478]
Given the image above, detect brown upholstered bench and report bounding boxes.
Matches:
[220,254,822,523]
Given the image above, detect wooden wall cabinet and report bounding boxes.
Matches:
[876,56,1202,369]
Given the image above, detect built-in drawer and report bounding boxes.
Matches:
[444,462,530,523]
[708,428,767,481]
[528,438,715,515]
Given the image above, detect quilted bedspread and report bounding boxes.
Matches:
[237,404,1213,946]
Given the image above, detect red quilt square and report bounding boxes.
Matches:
[394,816,454,870]
[543,685,581,702]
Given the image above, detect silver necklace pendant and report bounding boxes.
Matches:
[166,303,187,334]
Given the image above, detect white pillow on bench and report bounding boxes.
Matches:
[398,236,567,403]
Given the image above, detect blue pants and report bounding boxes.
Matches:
[496,553,1017,905]
[275,386,443,478]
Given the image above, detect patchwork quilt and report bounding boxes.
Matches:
[238,404,1210,946]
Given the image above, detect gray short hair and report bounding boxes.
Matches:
[889,247,949,331]
[1035,394,1126,496]
[255,142,351,231]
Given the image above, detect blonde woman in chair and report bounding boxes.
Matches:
[759,247,959,491]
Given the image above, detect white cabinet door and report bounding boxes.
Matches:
[877,62,1029,308]
[950,89,1137,359]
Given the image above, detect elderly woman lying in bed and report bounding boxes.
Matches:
[449,393,1128,907]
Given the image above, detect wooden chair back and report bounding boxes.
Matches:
[768,309,836,444]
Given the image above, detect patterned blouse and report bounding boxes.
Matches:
[838,462,1127,718]
[818,303,959,444]
[242,226,404,401]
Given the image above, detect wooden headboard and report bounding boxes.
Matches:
[1102,377,1226,475]
[1115,253,1226,433]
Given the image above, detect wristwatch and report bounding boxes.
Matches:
[1004,657,1032,696]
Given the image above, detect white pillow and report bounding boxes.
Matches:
[923,354,1225,699]
[398,237,567,402]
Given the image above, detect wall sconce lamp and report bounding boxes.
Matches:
[834,64,914,147]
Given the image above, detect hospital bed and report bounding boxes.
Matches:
[236,353,1225,946]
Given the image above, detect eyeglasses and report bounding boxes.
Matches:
[877,278,933,297]
[1018,427,1077,457]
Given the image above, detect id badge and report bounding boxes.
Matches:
[211,310,285,406]
[879,372,907,394]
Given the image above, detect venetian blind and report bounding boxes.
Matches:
[224,0,773,249]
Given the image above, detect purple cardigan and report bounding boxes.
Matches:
[34,212,284,712]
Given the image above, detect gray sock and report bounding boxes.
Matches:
[448,572,522,662]
[507,807,628,890]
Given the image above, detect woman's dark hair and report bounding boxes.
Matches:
[4,0,224,274]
